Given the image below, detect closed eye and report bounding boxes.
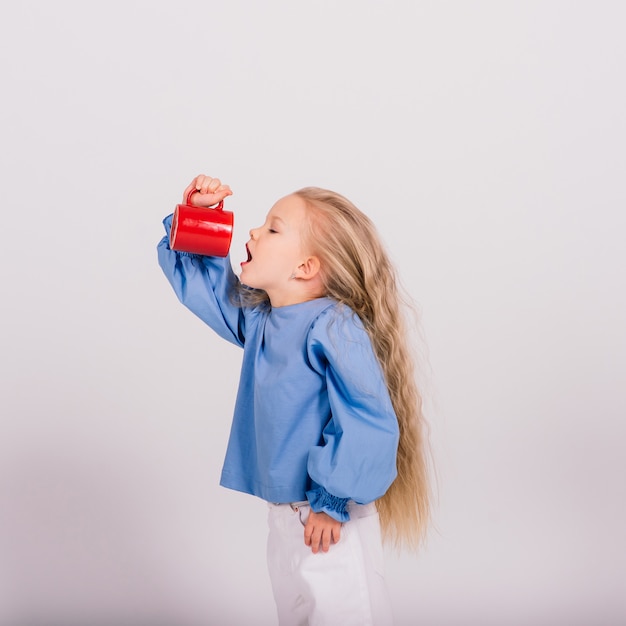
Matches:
[268,228,278,234]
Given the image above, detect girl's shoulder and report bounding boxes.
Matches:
[308,299,369,345]
[306,301,381,377]
[313,297,362,323]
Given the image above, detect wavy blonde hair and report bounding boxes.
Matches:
[239,188,431,548]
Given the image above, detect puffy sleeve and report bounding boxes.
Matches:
[305,307,399,522]
[157,214,245,347]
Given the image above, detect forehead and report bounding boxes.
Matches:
[267,194,308,225]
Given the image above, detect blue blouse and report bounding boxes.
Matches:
[158,215,399,521]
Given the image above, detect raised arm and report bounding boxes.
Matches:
[157,176,245,347]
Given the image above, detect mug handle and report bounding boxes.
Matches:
[186,189,224,211]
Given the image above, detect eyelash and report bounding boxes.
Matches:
[268,228,278,234]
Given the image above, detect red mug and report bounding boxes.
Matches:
[169,190,234,257]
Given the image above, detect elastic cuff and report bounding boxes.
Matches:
[306,487,350,523]
[163,213,174,233]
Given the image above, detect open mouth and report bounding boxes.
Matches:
[243,244,252,264]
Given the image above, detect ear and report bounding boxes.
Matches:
[293,255,321,281]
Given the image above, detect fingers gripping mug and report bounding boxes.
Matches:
[169,190,234,257]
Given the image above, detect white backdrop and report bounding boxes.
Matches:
[1,1,624,625]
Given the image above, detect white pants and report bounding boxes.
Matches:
[267,501,394,626]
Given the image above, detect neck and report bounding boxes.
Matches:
[268,278,325,308]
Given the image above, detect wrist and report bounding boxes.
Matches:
[306,486,350,522]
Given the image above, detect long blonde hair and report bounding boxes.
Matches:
[239,188,431,548]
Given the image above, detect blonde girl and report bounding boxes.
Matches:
[158,175,430,625]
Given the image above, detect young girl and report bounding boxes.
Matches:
[157,175,430,625]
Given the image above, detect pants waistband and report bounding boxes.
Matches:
[269,500,309,511]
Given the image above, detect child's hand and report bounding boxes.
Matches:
[183,175,233,208]
[304,510,342,554]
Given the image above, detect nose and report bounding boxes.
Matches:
[249,226,260,239]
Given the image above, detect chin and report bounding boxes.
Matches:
[239,271,257,290]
